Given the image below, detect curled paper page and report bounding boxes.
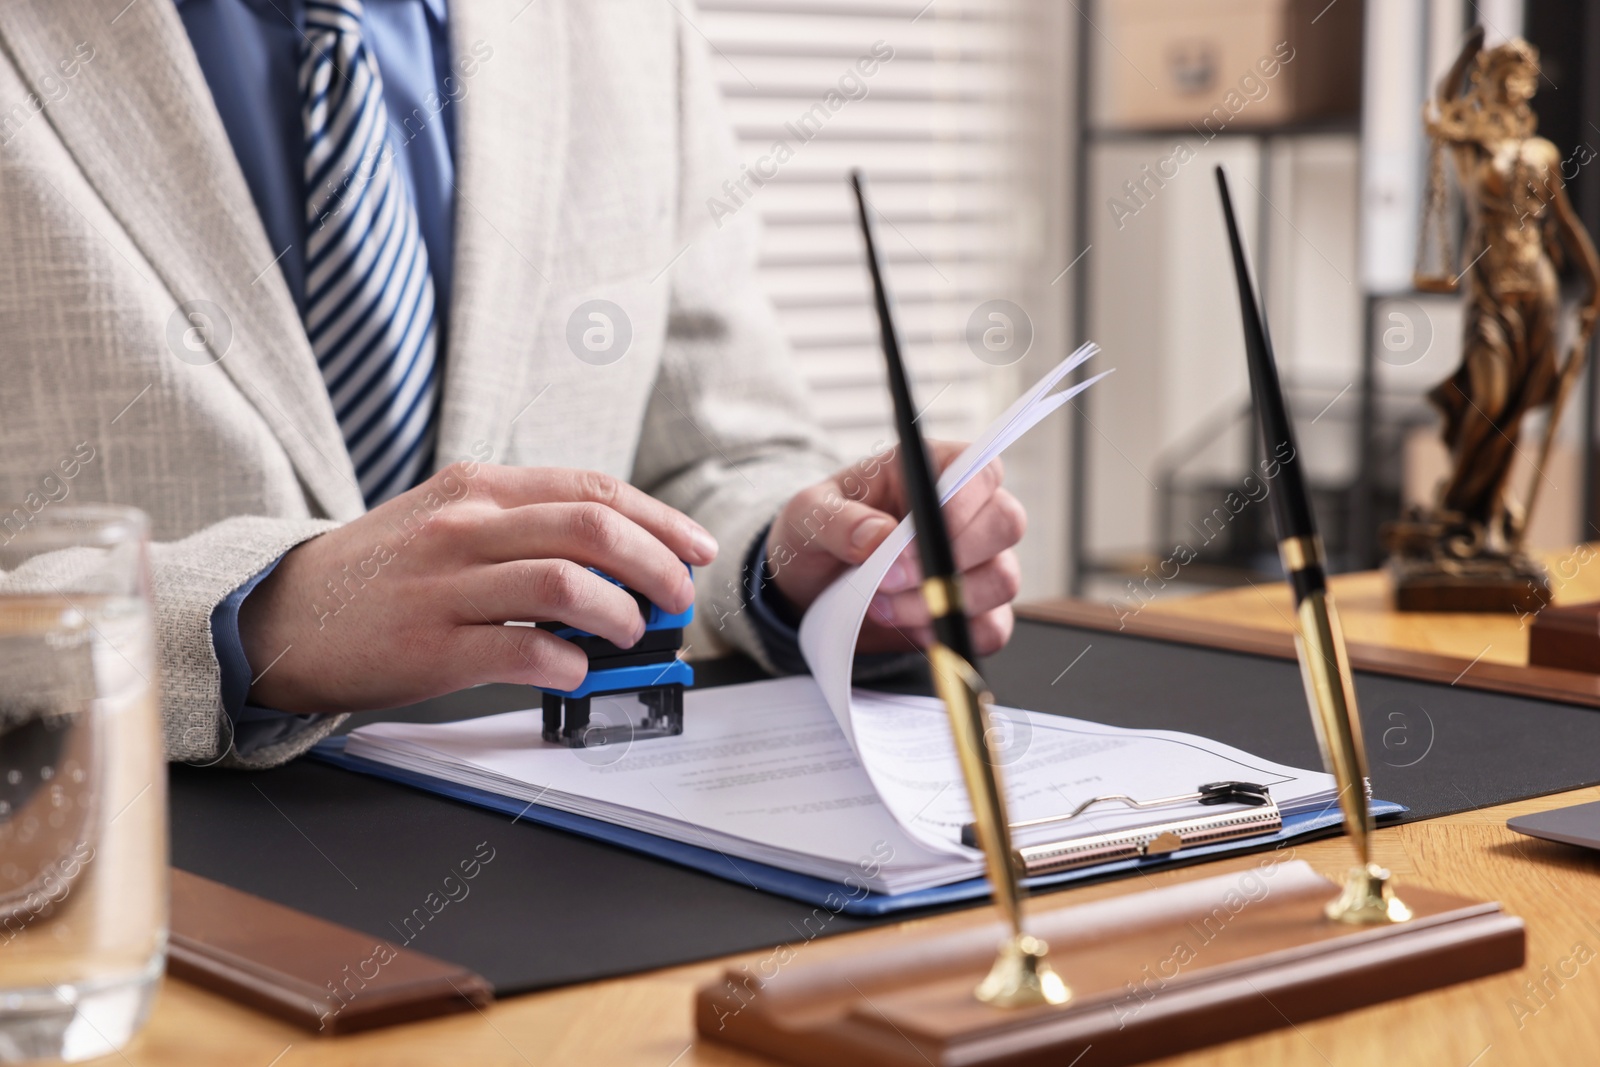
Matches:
[799,342,1109,745]
[796,344,1111,856]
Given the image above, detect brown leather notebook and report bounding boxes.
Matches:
[168,868,492,1035]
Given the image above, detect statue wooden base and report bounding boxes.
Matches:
[1529,600,1600,672]
[1387,553,1550,613]
[695,861,1522,1067]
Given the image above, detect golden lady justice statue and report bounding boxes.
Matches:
[1385,29,1600,612]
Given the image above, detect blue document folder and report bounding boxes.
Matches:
[312,736,1406,916]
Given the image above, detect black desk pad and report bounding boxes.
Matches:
[170,618,1600,995]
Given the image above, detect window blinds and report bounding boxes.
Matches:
[694,0,1057,463]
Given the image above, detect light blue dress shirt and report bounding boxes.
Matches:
[175,0,455,326]
[178,0,825,755]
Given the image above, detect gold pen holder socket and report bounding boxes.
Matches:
[975,933,1071,1008]
[1326,863,1413,925]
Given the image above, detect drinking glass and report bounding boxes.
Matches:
[0,507,165,1062]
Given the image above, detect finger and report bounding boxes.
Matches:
[949,489,1026,573]
[829,438,923,511]
[868,550,1021,630]
[849,440,991,519]
[478,502,695,614]
[969,605,1015,657]
[481,467,718,566]
[858,602,1014,658]
[443,623,590,691]
[878,485,1023,595]
[854,616,927,655]
[926,445,1005,539]
[942,458,1005,537]
[776,483,900,567]
[877,462,1009,594]
[453,559,651,648]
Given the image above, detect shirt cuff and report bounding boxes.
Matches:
[211,555,326,758]
[742,524,810,674]
[741,523,922,681]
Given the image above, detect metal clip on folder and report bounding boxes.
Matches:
[960,781,1282,877]
[535,567,693,748]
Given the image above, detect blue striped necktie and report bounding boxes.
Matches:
[300,0,438,505]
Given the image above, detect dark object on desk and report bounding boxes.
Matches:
[1384,531,1550,613]
[169,610,1600,998]
[533,568,692,747]
[697,861,1522,1067]
[1528,599,1600,672]
[168,868,491,1034]
[1508,800,1600,851]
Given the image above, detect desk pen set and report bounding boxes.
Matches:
[695,168,1524,1067]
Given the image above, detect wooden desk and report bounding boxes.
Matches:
[1147,546,1600,667]
[131,568,1600,1067]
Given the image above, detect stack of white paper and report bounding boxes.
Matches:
[348,677,1340,894]
[345,345,1343,894]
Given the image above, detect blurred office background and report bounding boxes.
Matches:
[690,0,1599,603]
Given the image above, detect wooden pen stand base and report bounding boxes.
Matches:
[695,861,1523,1067]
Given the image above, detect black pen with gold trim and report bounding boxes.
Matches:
[848,172,973,668]
[1216,165,1410,924]
[850,169,1069,1005]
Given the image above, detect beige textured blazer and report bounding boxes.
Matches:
[0,0,839,766]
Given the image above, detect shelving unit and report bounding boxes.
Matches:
[1064,2,1370,596]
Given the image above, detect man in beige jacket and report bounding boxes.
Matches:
[0,0,1025,767]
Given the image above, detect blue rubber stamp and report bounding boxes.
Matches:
[534,568,693,748]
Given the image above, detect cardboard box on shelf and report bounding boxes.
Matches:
[1090,0,1362,133]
